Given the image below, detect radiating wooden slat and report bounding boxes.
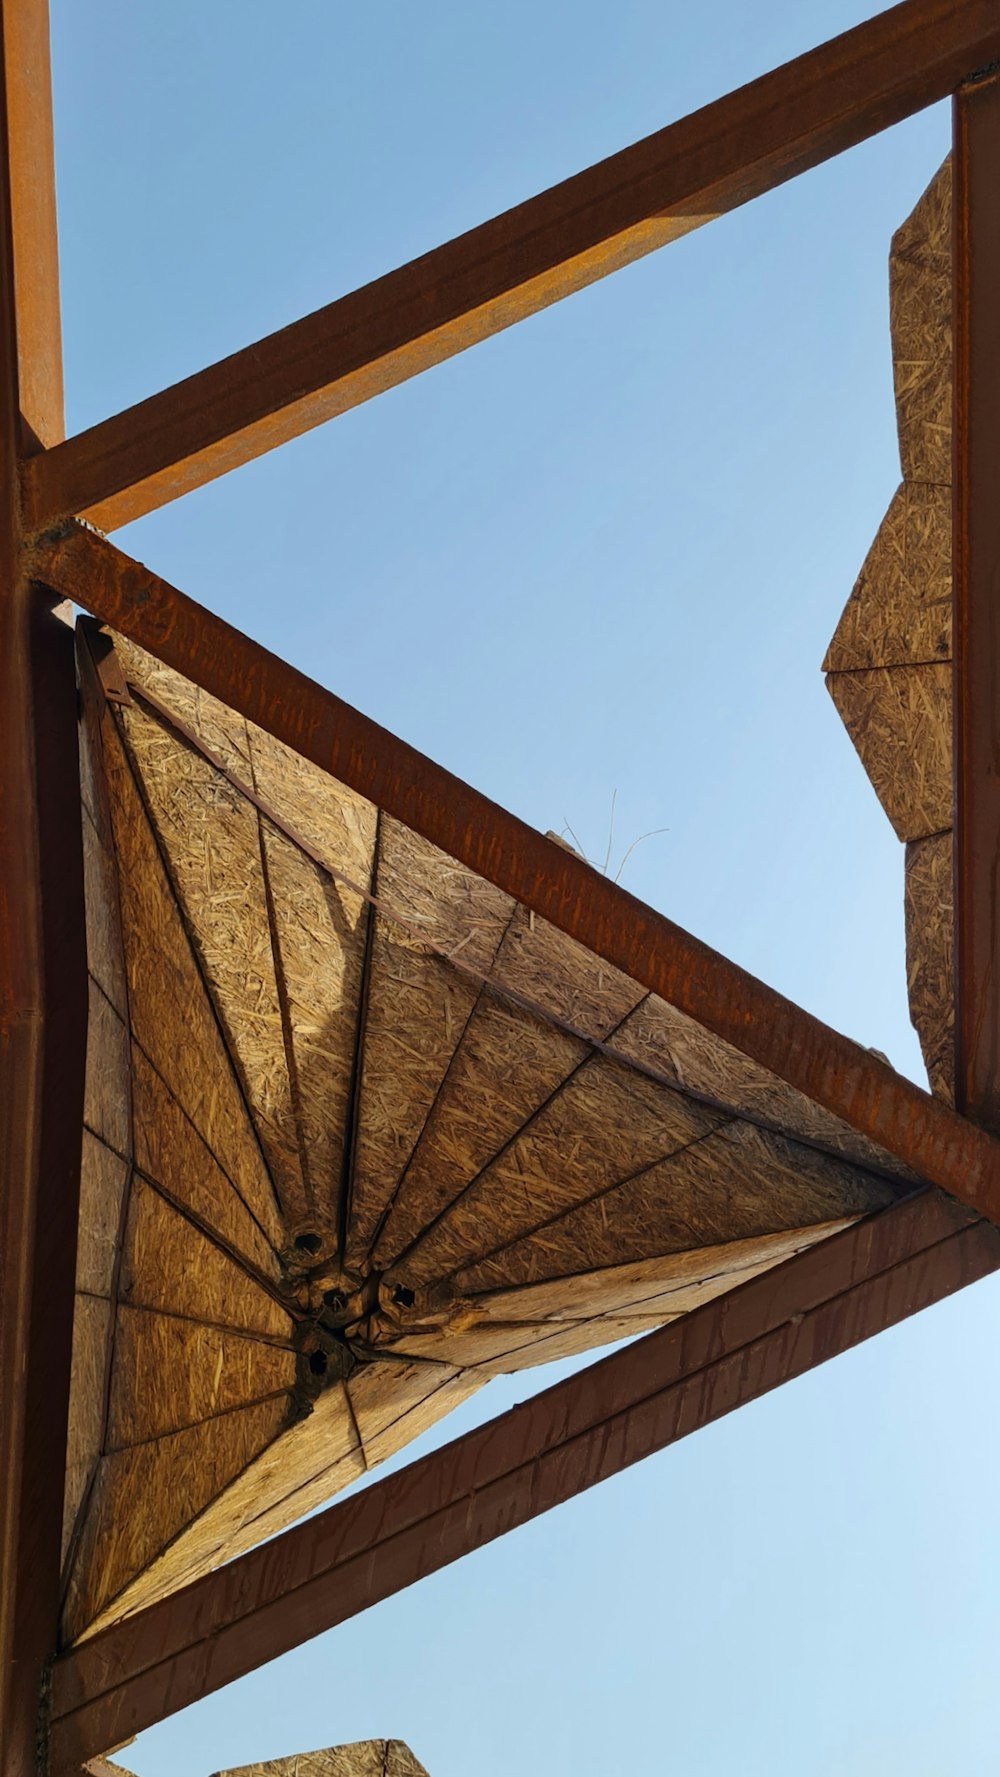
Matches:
[49,1192,1000,1762]
[347,819,513,1276]
[119,697,310,1229]
[29,525,1000,1218]
[99,701,286,1253]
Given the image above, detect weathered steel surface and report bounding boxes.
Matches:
[29,524,1000,1219]
[953,75,1000,1124]
[1,0,61,447]
[0,8,86,1768]
[21,0,1000,532]
[49,1191,1000,1765]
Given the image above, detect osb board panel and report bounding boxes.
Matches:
[255,825,367,1248]
[470,1223,846,1323]
[402,1226,846,1375]
[119,1175,292,1341]
[78,1384,364,1635]
[132,1028,283,1287]
[83,978,130,1157]
[215,1740,430,1777]
[218,1384,365,1554]
[372,904,647,1271]
[120,699,308,1227]
[890,157,951,487]
[606,993,916,1179]
[824,483,951,672]
[455,1121,895,1290]
[76,1131,130,1298]
[82,805,127,1018]
[246,721,377,882]
[347,1363,480,1472]
[394,1059,725,1287]
[826,661,951,842]
[62,1294,111,1565]
[906,831,955,1103]
[372,992,592,1272]
[62,1397,289,1642]
[346,817,514,1275]
[106,1306,297,1449]
[114,634,255,778]
[101,707,284,1250]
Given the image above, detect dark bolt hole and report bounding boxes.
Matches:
[392,1284,416,1308]
[295,1231,322,1255]
[323,1288,347,1313]
[308,1349,329,1377]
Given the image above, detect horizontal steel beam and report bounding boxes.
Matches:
[22,0,1000,532]
[49,1190,1000,1765]
[27,523,1000,1218]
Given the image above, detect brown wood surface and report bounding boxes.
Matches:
[953,74,1000,1123]
[49,1190,1000,1765]
[29,525,1000,1218]
[20,0,1000,532]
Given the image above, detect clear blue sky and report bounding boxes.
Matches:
[50,4,1000,1773]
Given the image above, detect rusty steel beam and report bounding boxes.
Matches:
[0,12,87,1772]
[953,73,1000,1125]
[28,521,1000,1218]
[2,0,62,447]
[21,0,1000,533]
[49,1190,1000,1766]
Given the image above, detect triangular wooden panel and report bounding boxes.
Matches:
[64,620,919,1645]
[211,1741,431,1777]
[825,157,954,1100]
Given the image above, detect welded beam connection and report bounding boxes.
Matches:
[28,521,1000,1218]
[21,0,1000,532]
[48,1191,1000,1766]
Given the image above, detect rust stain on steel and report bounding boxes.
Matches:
[953,74,1000,1126]
[2,0,62,448]
[49,1193,1000,1764]
[27,523,1000,1220]
[22,0,1000,533]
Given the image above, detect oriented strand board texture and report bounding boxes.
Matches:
[68,622,914,1644]
[214,1741,431,1777]
[825,157,954,1096]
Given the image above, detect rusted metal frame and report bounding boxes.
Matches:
[953,71,1000,1125]
[1,0,62,447]
[28,523,1000,1219]
[49,1189,1000,1766]
[0,9,81,1769]
[0,27,85,1777]
[21,0,1000,533]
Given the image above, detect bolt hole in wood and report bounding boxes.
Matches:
[294,1232,322,1255]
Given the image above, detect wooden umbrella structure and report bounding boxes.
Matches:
[5,2,1000,1773]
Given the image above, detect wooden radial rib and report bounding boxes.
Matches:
[64,619,921,1647]
[825,153,954,1100]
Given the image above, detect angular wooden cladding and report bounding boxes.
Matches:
[20,0,1000,532]
[28,524,1000,1222]
[50,1190,1000,1765]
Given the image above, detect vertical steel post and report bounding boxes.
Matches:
[0,3,85,1769]
[954,71,1000,1124]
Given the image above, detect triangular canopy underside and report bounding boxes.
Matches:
[64,624,912,1645]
